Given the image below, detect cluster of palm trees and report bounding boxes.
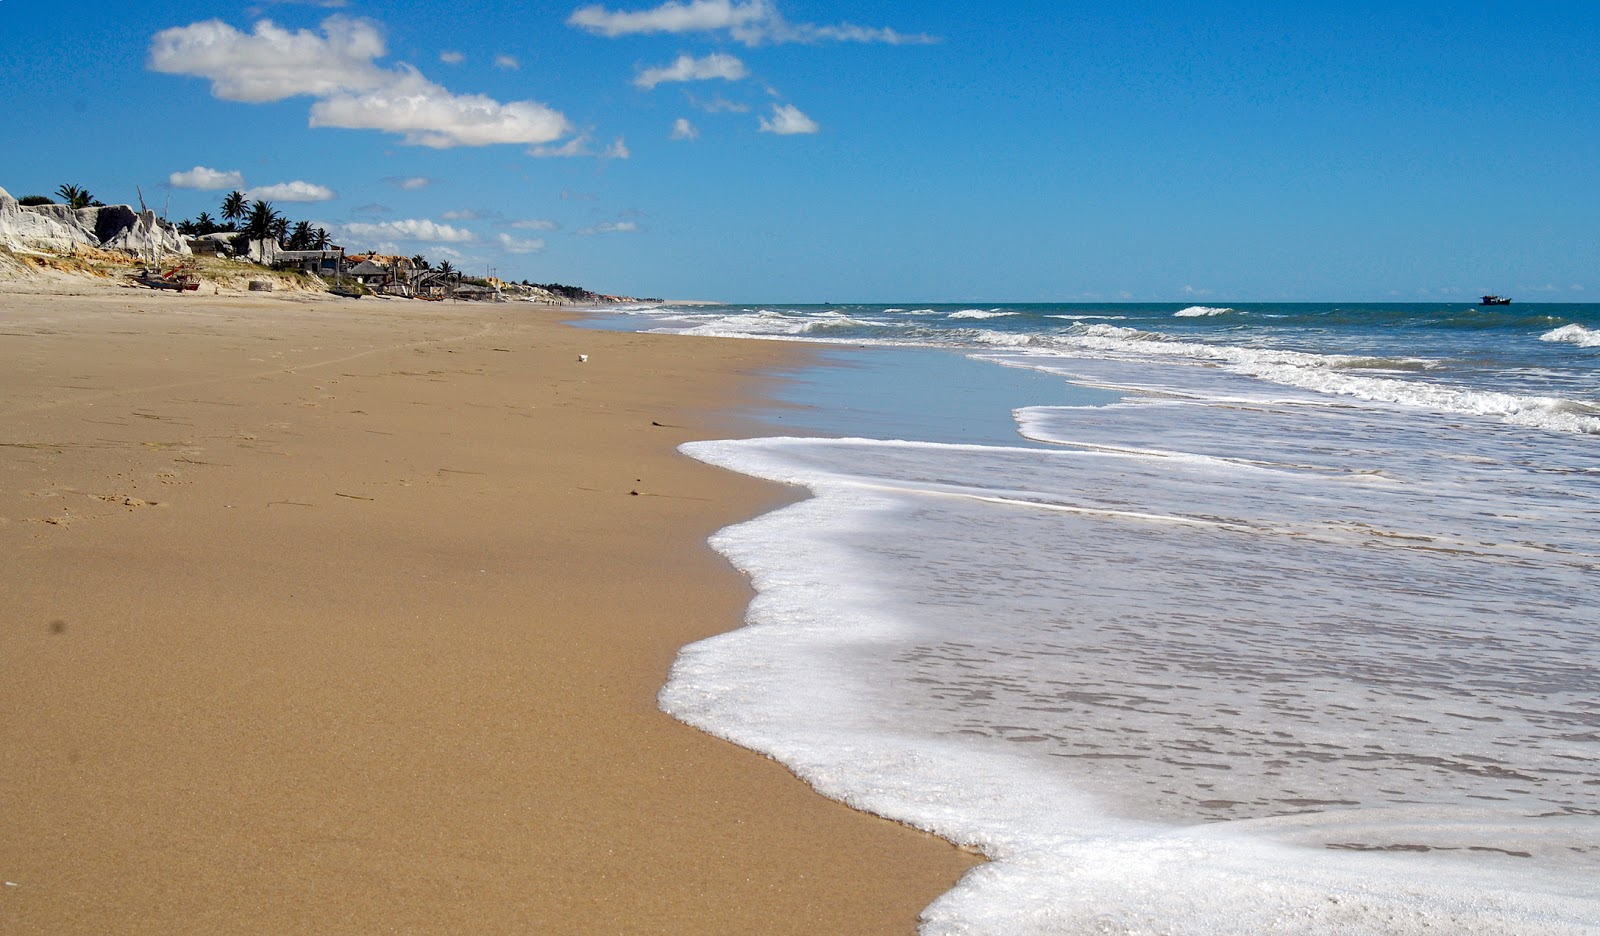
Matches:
[408,254,455,278]
[176,190,332,252]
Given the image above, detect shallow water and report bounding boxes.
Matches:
[590,302,1600,933]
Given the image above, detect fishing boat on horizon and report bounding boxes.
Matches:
[1479,294,1512,305]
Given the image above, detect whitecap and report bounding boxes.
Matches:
[1541,324,1600,348]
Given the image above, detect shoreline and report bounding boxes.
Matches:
[0,283,979,933]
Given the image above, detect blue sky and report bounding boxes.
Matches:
[2,1,1595,302]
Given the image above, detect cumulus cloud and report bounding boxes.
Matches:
[634,52,747,90]
[169,165,245,190]
[150,15,572,149]
[497,233,546,254]
[670,117,698,140]
[577,220,639,235]
[604,137,630,159]
[247,180,337,201]
[758,102,817,134]
[340,219,475,242]
[148,16,388,102]
[310,67,570,148]
[568,0,936,46]
[494,54,520,70]
[439,50,464,64]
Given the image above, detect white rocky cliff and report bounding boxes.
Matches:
[0,185,190,257]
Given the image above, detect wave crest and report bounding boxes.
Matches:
[1541,324,1600,348]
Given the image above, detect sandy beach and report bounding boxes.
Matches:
[0,282,978,933]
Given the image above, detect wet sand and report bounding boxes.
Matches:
[0,284,979,933]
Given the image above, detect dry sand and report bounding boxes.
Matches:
[0,282,979,933]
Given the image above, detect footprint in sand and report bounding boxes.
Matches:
[91,494,161,508]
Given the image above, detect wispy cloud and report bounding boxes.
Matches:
[169,165,245,190]
[634,52,747,90]
[150,16,572,148]
[340,218,475,242]
[670,117,698,140]
[247,180,337,201]
[497,233,546,254]
[439,50,464,64]
[511,218,558,231]
[758,102,817,135]
[494,54,520,70]
[385,175,432,190]
[577,220,640,235]
[532,136,592,158]
[568,0,937,46]
[687,93,749,114]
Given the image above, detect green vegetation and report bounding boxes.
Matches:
[174,192,329,252]
[54,184,103,209]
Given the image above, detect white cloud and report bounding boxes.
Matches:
[568,0,936,46]
[151,16,572,149]
[497,233,546,254]
[340,219,476,242]
[169,165,245,190]
[439,50,464,64]
[688,93,749,113]
[577,220,639,235]
[494,54,520,70]
[532,135,593,158]
[569,0,766,39]
[148,16,388,102]
[758,103,817,135]
[310,67,570,148]
[247,180,338,201]
[384,175,431,190]
[604,137,630,159]
[441,208,491,220]
[634,52,747,90]
[671,117,698,140]
[511,219,558,230]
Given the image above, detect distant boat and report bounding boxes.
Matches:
[1479,294,1511,306]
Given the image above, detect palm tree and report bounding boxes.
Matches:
[194,211,218,235]
[288,220,314,251]
[56,184,94,209]
[436,260,455,276]
[221,190,247,225]
[268,215,290,244]
[410,254,430,271]
[244,200,280,241]
[312,227,331,250]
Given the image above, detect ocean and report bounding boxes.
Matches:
[587,302,1600,934]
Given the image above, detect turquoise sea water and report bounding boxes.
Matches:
[589,302,1600,934]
